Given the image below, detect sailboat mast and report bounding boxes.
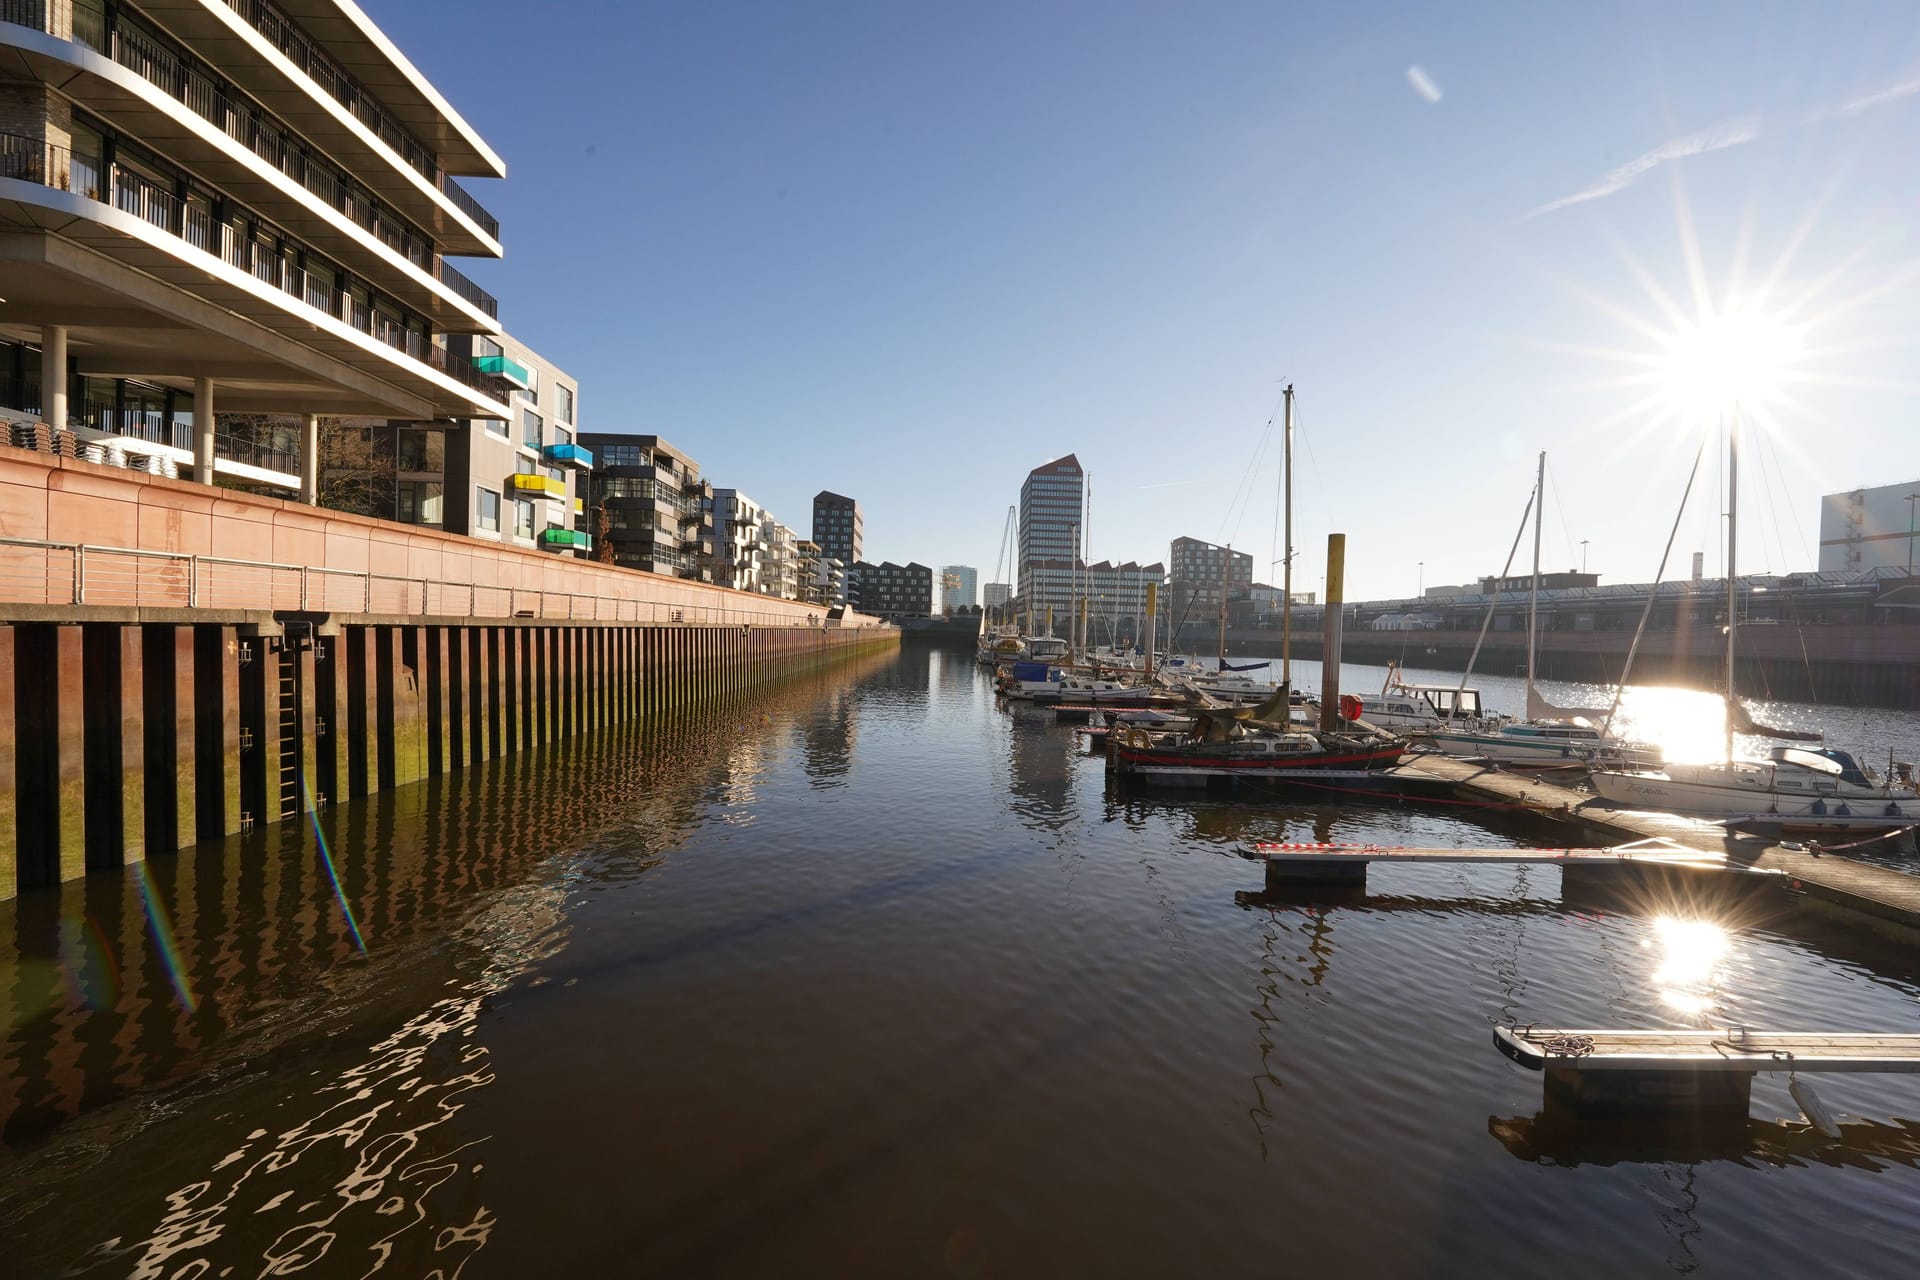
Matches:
[1281,383,1294,686]
[1726,410,1739,762]
[1527,450,1544,704]
[1218,544,1230,661]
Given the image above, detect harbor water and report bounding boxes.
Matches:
[3,648,1918,1276]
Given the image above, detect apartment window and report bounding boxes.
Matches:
[514,499,535,540]
[601,445,643,467]
[476,486,501,533]
[398,480,443,526]
[396,430,442,472]
[483,413,507,439]
[556,385,575,425]
[516,455,536,475]
[521,408,542,447]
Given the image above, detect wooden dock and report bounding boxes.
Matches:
[1496,1027,1920,1074]
[1386,753,1920,943]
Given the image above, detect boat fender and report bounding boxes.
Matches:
[1835,803,1850,817]
[1887,803,1902,818]
[1790,1076,1842,1140]
[1809,798,1826,815]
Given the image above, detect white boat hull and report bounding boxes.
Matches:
[1591,769,1916,833]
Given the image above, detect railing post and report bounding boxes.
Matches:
[72,544,85,604]
[363,571,371,614]
[189,553,199,608]
[420,577,429,614]
[300,565,310,610]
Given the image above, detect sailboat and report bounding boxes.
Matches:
[1107,385,1408,785]
[1417,452,1660,769]
[1588,421,1918,835]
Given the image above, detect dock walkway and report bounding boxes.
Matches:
[1391,753,1920,940]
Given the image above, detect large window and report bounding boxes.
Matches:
[514,499,536,540]
[556,385,575,424]
[601,444,645,467]
[398,480,443,526]
[476,486,501,533]
[521,408,542,448]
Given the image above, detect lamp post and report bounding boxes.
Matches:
[1417,561,1423,598]
[1907,494,1919,574]
[1580,539,1589,574]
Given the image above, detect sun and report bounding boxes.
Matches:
[1654,299,1805,425]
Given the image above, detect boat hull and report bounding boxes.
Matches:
[1590,770,1917,834]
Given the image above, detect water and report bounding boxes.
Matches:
[3,648,1919,1277]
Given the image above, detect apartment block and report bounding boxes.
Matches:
[852,560,932,619]
[578,433,715,579]
[1018,453,1082,617]
[1,0,512,492]
[940,564,978,612]
[1167,536,1252,626]
[812,490,862,585]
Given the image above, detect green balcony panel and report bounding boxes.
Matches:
[541,528,591,551]
[473,354,531,388]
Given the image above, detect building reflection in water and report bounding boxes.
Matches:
[0,652,894,1277]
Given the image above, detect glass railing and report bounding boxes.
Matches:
[540,528,591,550]
[0,1,501,318]
[542,442,593,468]
[216,0,502,240]
[0,131,511,407]
[507,473,564,498]
[472,353,530,384]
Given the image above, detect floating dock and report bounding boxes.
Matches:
[1381,753,1920,943]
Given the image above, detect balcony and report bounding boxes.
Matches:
[507,473,564,499]
[3,2,499,319]
[541,528,590,552]
[473,354,530,388]
[542,441,593,468]
[0,132,513,414]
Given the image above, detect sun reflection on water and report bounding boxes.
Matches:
[1647,916,1730,1018]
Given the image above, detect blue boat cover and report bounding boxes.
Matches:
[1011,662,1052,682]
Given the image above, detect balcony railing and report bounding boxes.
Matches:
[540,528,590,551]
[0,0,500,319]
[507,473,564,499]
[542,442,593,468]
[215,0,502,241]
[0,132,512,407]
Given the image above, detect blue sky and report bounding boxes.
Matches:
[372,0,1920,599]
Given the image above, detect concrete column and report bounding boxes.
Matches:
[193,376,215,485]
[41,325,68,431]
[300,413,320,504]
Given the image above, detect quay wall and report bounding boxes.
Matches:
[0,448,899,898]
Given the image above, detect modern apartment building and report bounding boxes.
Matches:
[386,333,588,554]
[852,560,932,619]
[940,564,978,612]
[579,433,715,579]
[712,488,767,593]
[1819,480,1920,573]
[1167,536,1252,627]
[1018,453,1083,618]
[812,490,862,576]
[0,0,513,493]
[984,582,1011,609]
[1083,559,1164,636]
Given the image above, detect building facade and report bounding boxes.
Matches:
[853,560,932,619]
[578,433,715,578]
[812,490,863,578]
[1167,536,1252,628]
[984,582,1011,609]
[1,0,513,494]
[383,333,587,554]
[1018,454,1083,617]
[940,564,978,612]
[1820,481,1920,573]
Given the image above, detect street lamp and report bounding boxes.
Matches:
[1580,539,1589,575]
[1417,561,1424,598]
[1907,494,1920,574]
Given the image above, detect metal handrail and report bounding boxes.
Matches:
[0,536,888,627]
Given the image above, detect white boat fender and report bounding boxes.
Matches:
[1790,1076,1842,1140]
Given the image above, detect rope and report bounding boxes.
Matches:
[1799,823,1920,854]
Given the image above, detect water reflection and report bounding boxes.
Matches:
[1648,917,1730,1017]
[1490,1108,1920,1171]
[0,653,896,1277]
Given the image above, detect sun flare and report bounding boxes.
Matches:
[1654,300,1804,424]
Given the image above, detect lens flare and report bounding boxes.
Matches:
[134,862,196,1014]
[306,778,367,953]
[1656,300,1804,423]
[1649,915,1728,1016]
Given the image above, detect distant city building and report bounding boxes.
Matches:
[1168,536,1253,627]
[813,490,864,574]
[853,560,933,619]
[1082,560,1164,638]
[941,565,979,612]
[984,582,1012,609]
[1018,454,1084,618]
[578,434,714,579]
[1820,481,1920,572]
[1480,571,1600,594]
